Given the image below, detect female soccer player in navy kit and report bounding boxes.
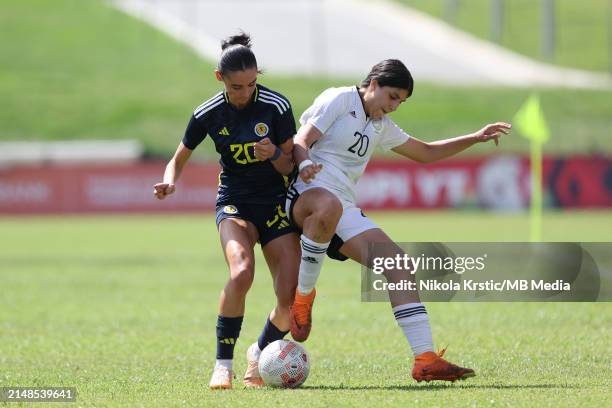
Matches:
[153,33,299,389]
[287,59,511,382]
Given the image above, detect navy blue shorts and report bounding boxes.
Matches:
[215,200,297,246]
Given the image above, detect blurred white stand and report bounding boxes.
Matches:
[0,140,144,167]
[112,0,611,88]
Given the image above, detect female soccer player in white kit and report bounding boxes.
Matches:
[286,59,511,382]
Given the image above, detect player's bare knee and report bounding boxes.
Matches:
[316,211,341,233]
[321,193,343,219]
[227,265,255,296]
[309,196,342,233]
[304,190,342,216]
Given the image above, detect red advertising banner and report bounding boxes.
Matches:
[0,156,610,214]
[0,162,220,214]
[357,155,612,209]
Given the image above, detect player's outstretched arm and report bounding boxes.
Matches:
[254,137,295,175]
[153,142,193,200]
[293,123,323,184]
[391,122,512,164]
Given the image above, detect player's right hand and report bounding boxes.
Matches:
[153,183,176,200]
[299,163,323,184]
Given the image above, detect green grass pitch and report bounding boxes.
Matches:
[1,212,611,406]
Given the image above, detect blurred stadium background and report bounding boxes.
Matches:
[1,1,611,406]
[1,0,611,215]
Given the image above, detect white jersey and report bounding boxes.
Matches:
[298,86,410,204]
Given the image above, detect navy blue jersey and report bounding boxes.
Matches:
[183,84,296,205]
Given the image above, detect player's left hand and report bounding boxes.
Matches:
[254,137,276,161]
[476,122,512,146]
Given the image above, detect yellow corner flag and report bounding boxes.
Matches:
[514,93,550,242]
[513,93,550,144]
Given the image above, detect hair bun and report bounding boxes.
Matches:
[221,32,252,50]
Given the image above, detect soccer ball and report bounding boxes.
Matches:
[258,339,310,388]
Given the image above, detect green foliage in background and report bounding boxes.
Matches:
[397,0,611,72]
[1,0,611,159]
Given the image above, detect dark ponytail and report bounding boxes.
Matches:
[360,59,414,96]
[218,32,258,75]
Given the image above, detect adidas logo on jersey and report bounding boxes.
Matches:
[349,110,357,118]
[218,127,230,136]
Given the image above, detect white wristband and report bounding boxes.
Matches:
[298,159,314,172]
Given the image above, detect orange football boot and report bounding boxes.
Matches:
[412,348,475,382]
[289,288,316,342]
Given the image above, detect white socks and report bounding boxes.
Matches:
[297,234,329,295]
[393,303,434,356]
[248,342,262,360]
[215,359,232,370]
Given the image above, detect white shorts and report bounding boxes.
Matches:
[286,178,378,260]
